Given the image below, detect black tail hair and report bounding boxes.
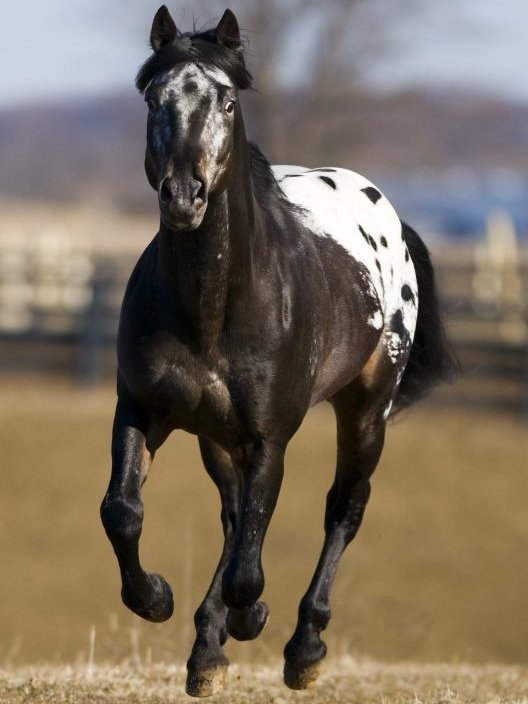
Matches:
[393,222,459,413]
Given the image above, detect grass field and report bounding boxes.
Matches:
[1,660,527,703]
[0,376,527,701]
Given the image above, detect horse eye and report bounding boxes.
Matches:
[224,100,236,114]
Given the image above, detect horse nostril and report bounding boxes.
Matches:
[159,178,174,204]
[191,178,205,203]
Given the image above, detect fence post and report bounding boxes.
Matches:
[77,269,107,386]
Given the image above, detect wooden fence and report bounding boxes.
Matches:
[433,213,528,415]
[0,216,527,415]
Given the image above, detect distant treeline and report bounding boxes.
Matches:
[1,86,527,214]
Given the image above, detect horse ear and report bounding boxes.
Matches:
[150,6,178,52]
[215,9,241,50]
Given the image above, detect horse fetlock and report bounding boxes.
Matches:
[299,600,331,632]
[193,609,228,648]
[226,601,269,641]
[221,558,264,609]
[121,572,174,622]
[284,623,327,662]
[100,495,142,546]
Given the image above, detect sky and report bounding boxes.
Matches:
[1,0,527,108]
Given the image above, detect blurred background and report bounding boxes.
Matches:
[0,0,527,669]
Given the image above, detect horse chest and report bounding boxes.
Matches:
[120,335,247,444]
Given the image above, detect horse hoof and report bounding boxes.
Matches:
[226,601,269,641]
[186,666,227,698]
[121,573,174,623]
[283,660,322,690]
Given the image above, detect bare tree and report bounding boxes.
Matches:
[113,0,410,161]
[190,0,370,156]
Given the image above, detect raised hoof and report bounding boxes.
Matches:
[121,573,174,623]
[226,601,269,641]
[283,660,323,690]
[186,666,227,698]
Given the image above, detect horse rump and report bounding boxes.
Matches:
[393,221,459,413]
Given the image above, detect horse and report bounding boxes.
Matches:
[100,6,456,697]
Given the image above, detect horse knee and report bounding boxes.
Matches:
[221,557,264,609]
[100,494,142,547]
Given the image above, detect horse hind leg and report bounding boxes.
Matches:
[284,359,398,689]
[100,397,174,623]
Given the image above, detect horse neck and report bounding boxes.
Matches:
[156,134,259,357]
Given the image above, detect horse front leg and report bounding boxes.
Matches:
[100,397,173,623]
[284,382,388,689]
[186,438,240,697]
[221,440,285,640]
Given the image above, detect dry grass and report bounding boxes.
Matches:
[0,660,527,703]
[0,377,527,670]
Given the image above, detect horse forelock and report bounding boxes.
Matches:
[136,32,252,94]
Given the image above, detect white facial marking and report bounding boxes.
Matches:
[151,63,234,186]
[274,166,419,367]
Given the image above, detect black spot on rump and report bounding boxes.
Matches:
[405,248,410,261]
[361,186,382,203]
[375,259,382,272]
[380,236,388,247]
[285,174,303,178]
[358,225,369,243]
[401,284,415,303]
[309,168,337,173]
[368,235,378,251]
[391,308,406,336]
[319,175,337,189]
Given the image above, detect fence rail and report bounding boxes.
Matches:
[0,222,527,416]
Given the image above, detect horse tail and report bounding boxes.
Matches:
[393,221,459,413]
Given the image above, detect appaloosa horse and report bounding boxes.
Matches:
[100,6,456,696]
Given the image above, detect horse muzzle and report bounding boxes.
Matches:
[158,175,207,231]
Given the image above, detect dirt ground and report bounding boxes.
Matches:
[1,660,528,704]
[0,377,527,670]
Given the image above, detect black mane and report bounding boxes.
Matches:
[136,28,253,93]
[248,143,281,193]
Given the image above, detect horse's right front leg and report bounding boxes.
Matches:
[186,438,238,697]
[100,398,173,623]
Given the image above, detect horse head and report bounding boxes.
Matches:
[137,6,252,231]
